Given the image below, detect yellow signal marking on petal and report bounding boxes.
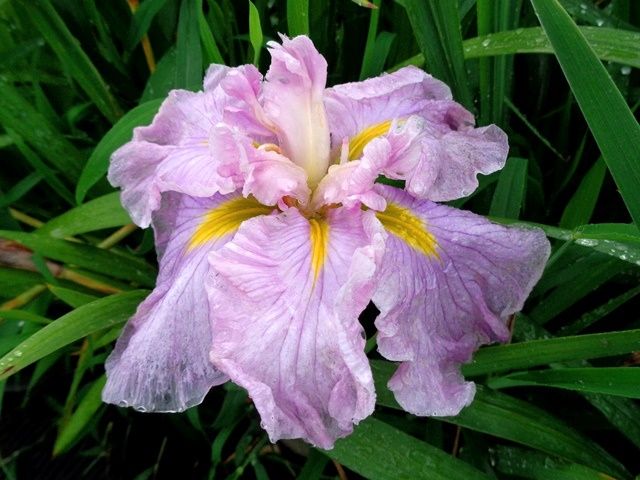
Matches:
[348,120,392,160]
[376,203,438,258]
[309,218,330,281]
[188,197,273,250]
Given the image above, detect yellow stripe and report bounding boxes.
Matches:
[376,203,438,258]
[348,120,392,160]
[188,197,273,250]
[309,218,330,281]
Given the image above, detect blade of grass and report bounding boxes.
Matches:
[53,375,106,455]
[463,329,640,377]
[558,285,640,336]
[494,445,613,480]
[248,1,263,66]
[197,0,224,65]
[326,417,491,480]
[372,361,628,478]
[0,291,147,380]
[75,98,162,204]
[489,157,528,219]
[0,230,156,287]
[176,0,203,91]
[0,80,84,181]
[287,0,309,37]
[39,193,130,238]
[393,27,640,71]
[15,0,122,122]
[401,0,472,108]
[560,158,606,229]
[530,0,640,226]
[490,367,640,398]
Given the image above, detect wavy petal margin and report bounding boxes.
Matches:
[206,207,385,448]
[372,185,550,416]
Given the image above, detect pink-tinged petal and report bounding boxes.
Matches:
[211,124,310,206]
[311,160,387,211]
[372,186,549,416]
[324,66,452,148]
[204,64,231,91]
[207,207,385,448]
[103,193,236,412]
[219,65,276,141]
[263,35,331,185]
[356,112,508,202]
[109,85,235,228]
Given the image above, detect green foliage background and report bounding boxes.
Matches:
[1,0,640,478]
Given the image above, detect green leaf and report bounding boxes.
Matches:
[0,290,147,380]
[75,99,163,204]
[0,80,84,181]
[53,375,106,455]
[176,0,203,91]
[402,0,472,108]
[0,268,42,299]
[287,0,309,36]
[48,285,98,308]
[197,0,224,65]
[0,173,42,209]
[584,393,640,450]
[395,27,640,71]
[248,1,263,66]
[15,0,122,122]
[559,285,640,335]
[325,417,491,480]
[560,158,606,229]
[372,361,628,478]
[125,0,170,54]
[463,329,640,376]
[530,0,640,226]
[494,445,614,480]
[39,193,130,238]
[0,231,156,287]
[490,367,640,399]
[489,157,528,219]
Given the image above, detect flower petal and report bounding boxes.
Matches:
[356,112,508,202]
[324,66,452,148]
[211,124,310,206]
[207,207,385,448]
[103,192,273,412]
[263,35,331,185]
[108,86,234,227]
[372,186,549,416]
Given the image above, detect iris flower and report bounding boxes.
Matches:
[103,36,550,448]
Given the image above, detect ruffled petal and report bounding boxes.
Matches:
[311,159,387,211]
[262,35,331,185]
[103,192,273,412]
[324,66,452,148]
[207,207,385,448]
[211,124,310,206]
[109,84,236,227]
[372,186,549,416]
[355,112,508,202]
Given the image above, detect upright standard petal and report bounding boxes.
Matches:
[263,35,331,186]
[108,66,263,227]
[207,207,385,448]
[372,186,549,416]
[324,66,452,149]
[103,192,273,412]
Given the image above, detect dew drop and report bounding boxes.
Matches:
[621,66,631,76]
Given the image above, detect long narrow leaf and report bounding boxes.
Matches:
[0,291,147,380]
[530,0,640,226]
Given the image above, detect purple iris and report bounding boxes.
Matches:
[103,35,550,449]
